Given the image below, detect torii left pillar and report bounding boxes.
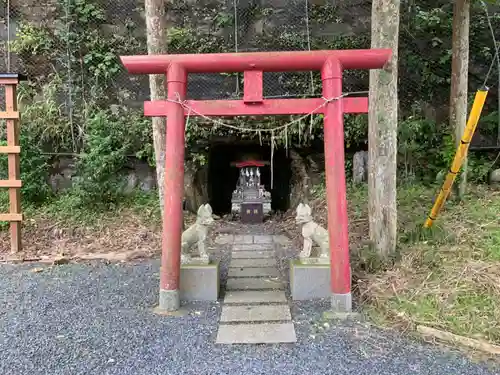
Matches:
[159,64,187,311]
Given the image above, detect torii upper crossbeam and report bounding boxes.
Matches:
[120,49,391,312]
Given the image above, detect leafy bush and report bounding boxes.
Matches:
[398,114,449,182]
[70,107,151,208]
[0,76,153,209]
[2,0,498,212]
[0,125,52,205]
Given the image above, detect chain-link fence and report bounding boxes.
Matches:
[0,0,499,143]
[2,1,495,98]
[0,0,374,103]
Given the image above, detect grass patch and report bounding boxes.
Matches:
[0,189,171,260]
[0,189,162,230]
[357,184,500,348]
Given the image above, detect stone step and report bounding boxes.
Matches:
[253,235,274,244]
[214,234,234,245]
[228,267,279,278]
[229,258,277,268]
[231,250,274,259]
[220,304,291,322]
[232,244,274,251]
[224,290,287,304]
[226,277,283,291]
[216,323,297,344]
[273,235,290,244]
[233,235,254,244]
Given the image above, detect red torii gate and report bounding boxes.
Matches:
[120,49,391,312]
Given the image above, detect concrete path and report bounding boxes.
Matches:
[216,234,297,344]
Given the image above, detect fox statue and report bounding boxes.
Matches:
[295,203,330,261]
[181,203,214,264]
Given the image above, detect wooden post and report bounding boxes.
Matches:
[0,73,26,253]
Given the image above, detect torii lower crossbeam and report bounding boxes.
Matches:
[120,49,391,313]
[144,98,368,117]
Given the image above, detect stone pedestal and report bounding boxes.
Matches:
[180,261,220,301]
[289,259,330,301]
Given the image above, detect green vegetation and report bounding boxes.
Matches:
[307,178,500,352]
[0,187,161,230]
[363,185,500,346]
[3,0,498,212]
[4,0,152,210]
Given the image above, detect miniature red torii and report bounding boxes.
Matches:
[120,49,391,313]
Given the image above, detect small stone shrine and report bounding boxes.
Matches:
[230,160,272,223]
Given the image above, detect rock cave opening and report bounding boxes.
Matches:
[207,142,292,216]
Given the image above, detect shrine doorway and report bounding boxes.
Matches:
[207,142,291,216]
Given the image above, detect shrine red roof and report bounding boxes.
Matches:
[232,160,267,168]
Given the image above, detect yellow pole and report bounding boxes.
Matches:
[424,88,489,228]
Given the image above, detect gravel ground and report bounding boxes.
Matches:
[0,225,497,375]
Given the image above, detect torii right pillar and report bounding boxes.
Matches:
[322,58,352,312]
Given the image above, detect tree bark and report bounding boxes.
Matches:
[145,0,168,218]
[449,0,470,199]
[184,160,209,213]
[289,149,311,208]
[368,0,400,259]
[353,150,368,184]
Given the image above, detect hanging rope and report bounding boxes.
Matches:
[475,0,500,178]
[233,0,240,96]
[186,107,192,129]
[65,0,76,151]
[270,130,275,189]
[298,120,302,145]
[304,0,315,141]
[6,0,10,72]
[285,123,289,157]
[304,0,314,95]
[480,1,500,145]
[480,0,499,89]
[168,91,353,133]
[166,92,361,192]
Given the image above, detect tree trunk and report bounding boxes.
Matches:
[145,0,168,218]
[368,0,400,259]
[353,150,368,184]
[449,0,470,200]
[289,149,311,208]
[184,160,209,213]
